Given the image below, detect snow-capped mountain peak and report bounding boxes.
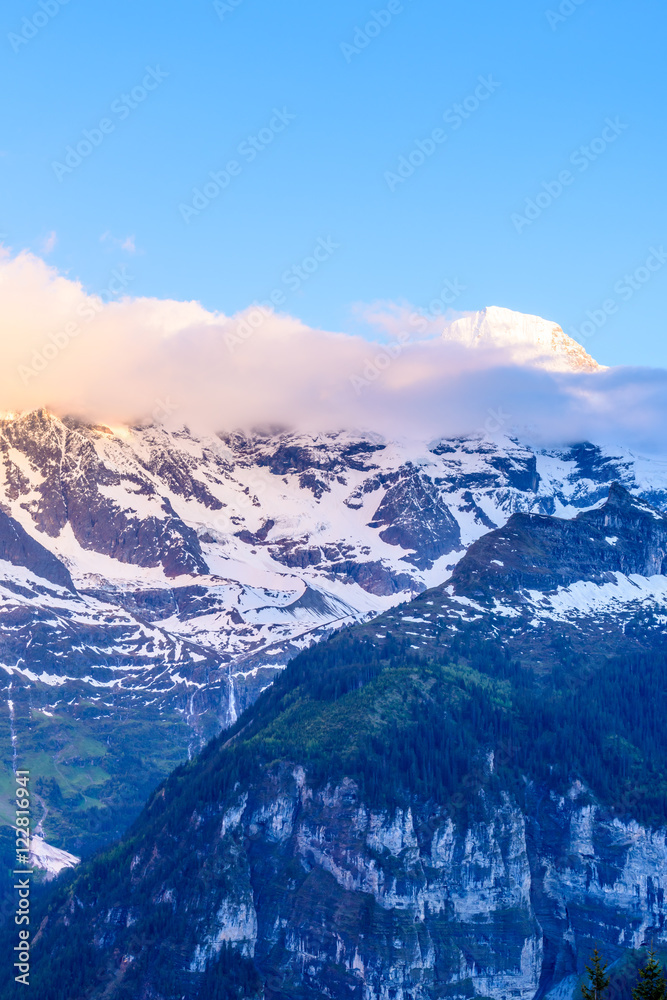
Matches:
[443,306,601,373]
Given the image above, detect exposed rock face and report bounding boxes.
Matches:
[28,768,667,1000]
[0,507,74,590]
[194,780,667,1000]
[362,486,667,671]
[0,410,208,576]
[451,483,667,598]
[367,464,462,569]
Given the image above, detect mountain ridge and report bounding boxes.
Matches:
[9,482,667,1000]
[2,411,667,869]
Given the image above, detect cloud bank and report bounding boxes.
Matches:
[1,247,666,452]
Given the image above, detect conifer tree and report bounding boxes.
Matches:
[582,948,610,1000]
[633,948,666,1000]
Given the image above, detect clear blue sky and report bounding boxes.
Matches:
[1,0,665,367]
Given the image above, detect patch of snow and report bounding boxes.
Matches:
[30,835,80,878]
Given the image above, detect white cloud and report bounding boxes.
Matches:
[100,231,138,254]
[1,247,666,453]
[40,231,57,255]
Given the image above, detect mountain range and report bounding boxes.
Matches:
[1,308,667,998]
[3,399,667,866]
[7,481,667,1000]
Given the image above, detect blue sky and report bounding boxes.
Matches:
[0,0,665,368]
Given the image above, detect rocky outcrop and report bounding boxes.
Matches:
[450,483,667,599]
[367,464,462,569]
[0,411,209,576]
[217,779,667,1000]
[31,765,667,1000]
[0,507,74,590]
[358,485,667,672]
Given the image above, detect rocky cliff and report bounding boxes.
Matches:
[112,772,665,1000]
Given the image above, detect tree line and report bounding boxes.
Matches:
[584,947,667,1000]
